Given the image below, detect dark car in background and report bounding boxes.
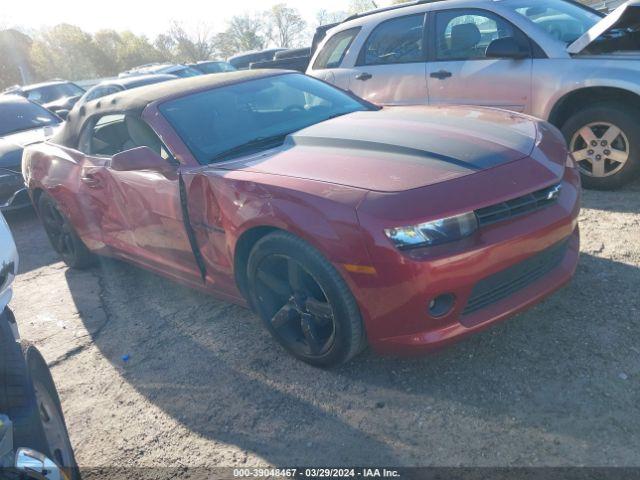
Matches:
[228,48,287,69]
[250,48,312,72]
[2,81,85,118]
[77,73,178,107]
[0,96,62,211]
[189,60,237,74]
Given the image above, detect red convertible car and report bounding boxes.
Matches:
[23,71,580,366]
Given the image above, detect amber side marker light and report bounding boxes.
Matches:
[342,264,377,275]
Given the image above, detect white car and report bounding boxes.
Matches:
[308,0,640,190]
[0,213,78,479]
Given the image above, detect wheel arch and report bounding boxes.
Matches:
[548,86,640,129]
[233,225,282,303]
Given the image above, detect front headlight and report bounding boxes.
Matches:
[384,212,478,250]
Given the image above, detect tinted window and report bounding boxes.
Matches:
[195,62,237,74]
[25,83,84,104]
[79,113,169,159]
[170,67,202,78]
[159,73,371,164]
[360,14,425,65]
[84,85,122,102]
[313,27,361,69]
[436,10,528,60]
[0,100,60,137]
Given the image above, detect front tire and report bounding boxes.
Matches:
[38,193,95,269]
[561,103,640,190]
[247,231,366,367]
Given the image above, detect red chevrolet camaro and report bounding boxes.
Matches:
[23,70,580,366]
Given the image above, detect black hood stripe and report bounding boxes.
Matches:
[287,136,483,172]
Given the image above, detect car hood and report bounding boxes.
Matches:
[0,125,60,170]
[567,1,640,54]
[219,106,539,193]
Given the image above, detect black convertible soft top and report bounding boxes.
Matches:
[53,69,287,148]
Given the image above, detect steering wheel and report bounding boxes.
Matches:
[283,105,306,114]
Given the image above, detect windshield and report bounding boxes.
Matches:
[170,67,202,78]
[508,0,603,44]
[196,62,237,74]
[159,73,372,164]
[25,83,84,104]
[0,100,60,137]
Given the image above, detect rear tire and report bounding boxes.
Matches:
[247,231,366,367]
[37,193,96,269]
[561,102,640,190]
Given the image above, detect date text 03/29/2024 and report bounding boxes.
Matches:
[232,468,401,478]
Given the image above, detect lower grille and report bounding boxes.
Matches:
[463,240,569,316]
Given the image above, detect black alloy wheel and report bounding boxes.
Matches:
[247,231,366,367]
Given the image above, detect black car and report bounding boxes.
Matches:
[77,73,178,107]
[0,96,62,211]
[227,48,286,70]
[188,60,237,74]
[3,81,85,118]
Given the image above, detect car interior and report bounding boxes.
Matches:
[437,13,520,60]
[79,114,169,160]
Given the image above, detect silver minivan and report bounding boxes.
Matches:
[308,0,640,189]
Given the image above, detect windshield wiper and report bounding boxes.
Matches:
[208,133,289,163]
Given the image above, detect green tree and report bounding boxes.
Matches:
[29,24,100,80]
[214,14,269,59]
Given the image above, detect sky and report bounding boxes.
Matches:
[4,0,390,39]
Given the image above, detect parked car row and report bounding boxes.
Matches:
[2,81,85,119]
[0,212,79,479]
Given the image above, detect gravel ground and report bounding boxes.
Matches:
[3,181,640,469]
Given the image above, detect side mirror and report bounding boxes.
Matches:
[15,448,68,480]
[486,37,530,60]
[110,146,174,173]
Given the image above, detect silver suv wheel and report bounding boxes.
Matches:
[570,121,629,178]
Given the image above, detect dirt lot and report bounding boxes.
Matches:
[3,181,640,469]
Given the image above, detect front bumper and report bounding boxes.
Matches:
[348,168,581,356]
[371,228,579,355]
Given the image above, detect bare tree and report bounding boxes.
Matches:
[315,9,348,27]
[348,0,378,15]
[167,21,216,62]
[267,4,307,48]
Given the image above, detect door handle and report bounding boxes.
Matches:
[355,72,372,81]
[81,174,101,188]
[430,70,453,80]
